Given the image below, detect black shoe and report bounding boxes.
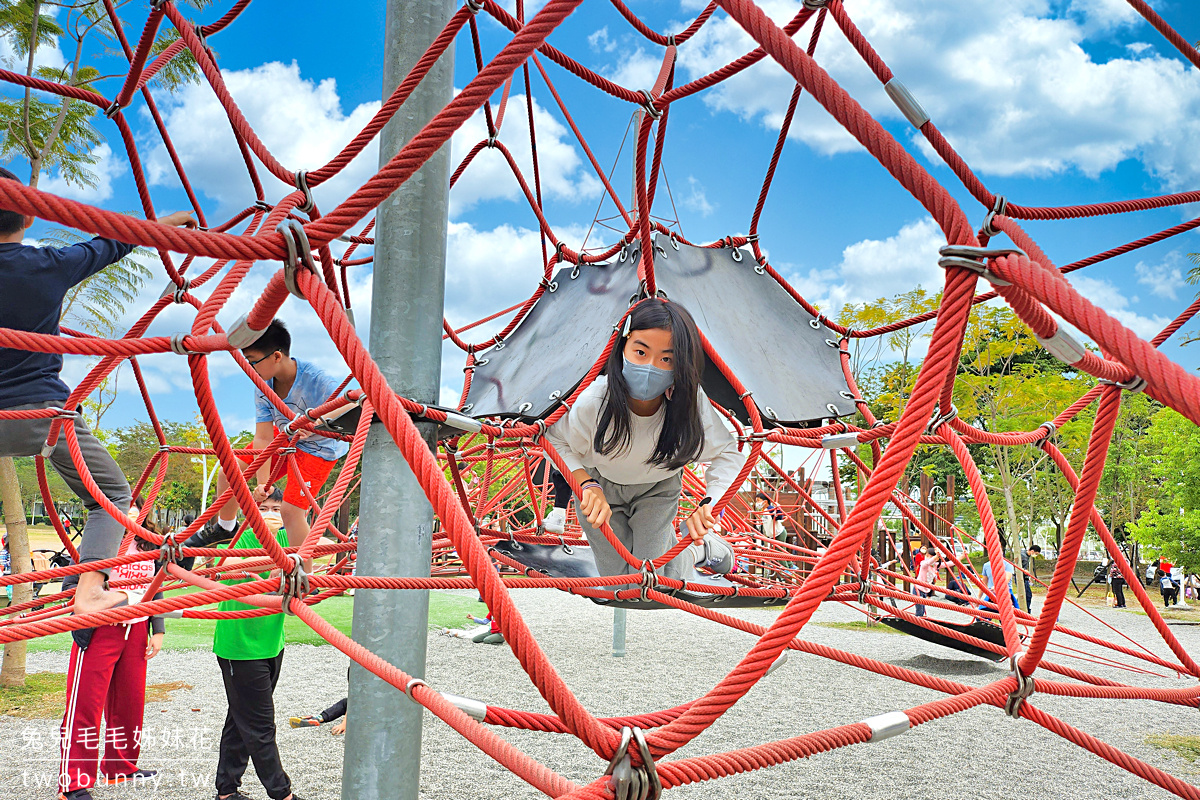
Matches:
[214,792,256,800]
[60,789,93,800]
[182,519,237,569]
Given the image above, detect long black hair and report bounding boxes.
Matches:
[594,298,706,470]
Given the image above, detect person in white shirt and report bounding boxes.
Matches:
[544,299,746,580]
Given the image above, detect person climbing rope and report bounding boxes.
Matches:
[181,319,350,575]
[543,298,746,581]
[58,499,167,800]
[0,165,195,617]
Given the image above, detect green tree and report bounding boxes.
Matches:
[1129,408,1200,571]
[1184,252,1199,346]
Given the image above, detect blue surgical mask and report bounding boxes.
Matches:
[622,356,674,401]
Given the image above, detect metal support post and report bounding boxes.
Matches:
[612,607,627,657]
[341,1,454,798]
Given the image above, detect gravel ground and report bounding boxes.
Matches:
[4,590,1199,800]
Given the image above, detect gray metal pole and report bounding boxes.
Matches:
[612,607,627,657]
[342,1,454,798]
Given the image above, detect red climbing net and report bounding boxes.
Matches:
[2,0,1200,797]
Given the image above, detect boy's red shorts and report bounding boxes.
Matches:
[237,449,337,508]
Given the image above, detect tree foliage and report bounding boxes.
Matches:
[1129,408,1200,570]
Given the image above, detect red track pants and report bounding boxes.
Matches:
[59,623,148,794]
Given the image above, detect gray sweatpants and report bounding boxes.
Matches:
[576,470,696,581]
[0,401,130,575]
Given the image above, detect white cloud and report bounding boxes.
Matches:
[1134,251,1187,300]
[448,93,602,217]
[675,0,1200,186]
[0,26,65,73]
[682,175,715,216]
[41,143,124,203]
[439,219,594,405]
[588,26,619,53]
[783,217,945,315]
[144,61,382,217]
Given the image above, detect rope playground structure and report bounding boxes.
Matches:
[2,0,1200,796]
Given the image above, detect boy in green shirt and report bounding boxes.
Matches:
[211,488,306,800]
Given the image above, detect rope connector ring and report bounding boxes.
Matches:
[293,169,314,213]
[158,533,184,566]
[405,677,429,701]
[160,276,191,303]
[253,200,273,212]
[638,560,659,602]
[278,553,310,616]
[802,0,829,8]
[103,100,123,119]
[169,333,202,356]
[637,89,662,120]
[464,0,483,13]
[277,218,318,299]
[1005,652,1035,719]
[1034,420,1057,445]
[1100,375,1148,394]
[978,195,1008,239]
[937,244,1026,287]
[926,404,958,435]
[605,726,662,800]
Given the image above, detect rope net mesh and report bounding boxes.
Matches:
[1,0,1199,797]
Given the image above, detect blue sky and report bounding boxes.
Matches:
[2,0,1198,436]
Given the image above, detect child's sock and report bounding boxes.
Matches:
[218,517,237,532]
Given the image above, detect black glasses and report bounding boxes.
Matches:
[247,350,277,367]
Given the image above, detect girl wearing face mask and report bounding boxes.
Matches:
[544,298,745,579]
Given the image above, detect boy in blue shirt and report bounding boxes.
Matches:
[0,165,194,616]
[186,319,348,573]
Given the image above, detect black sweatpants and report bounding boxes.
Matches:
[216,653,291,800]
[321,697,347,723]
[531,461,573,510]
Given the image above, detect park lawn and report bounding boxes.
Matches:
[21,591,487,654]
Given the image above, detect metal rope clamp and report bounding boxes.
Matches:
[278,218,318,299]
[278,553,309,616]
[158,533,184,566]
[1005,652,1035,719]
[169,332,203,356]
[1100,375,1148,394]
[160,276,191,304]
[978,195,1008,239]
[937,244,1026,287]
[637,89,662,120]
[604,726,662,800]
[293,169,315,214]
[638,560,659,603]
[1034,420,1056,446]
[926,404,957,436]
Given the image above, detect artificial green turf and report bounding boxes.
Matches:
[21,591,487,653]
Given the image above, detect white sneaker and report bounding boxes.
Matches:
[543,507,567,534]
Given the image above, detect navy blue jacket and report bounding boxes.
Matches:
[0,237,135,409]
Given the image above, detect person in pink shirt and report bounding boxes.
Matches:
[914,545,946,618]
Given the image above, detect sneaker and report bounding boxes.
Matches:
[181,519,238,569]
[102,769,157,785]
[691,532,734,574]
[214,793,256,800]
[543,507,567,534]
[60,790,93,800]
[289,715,323,728]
